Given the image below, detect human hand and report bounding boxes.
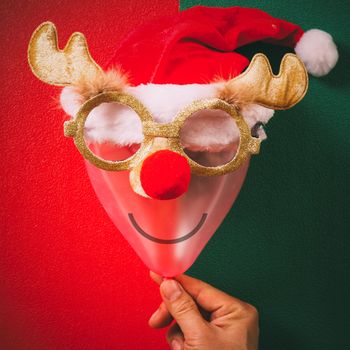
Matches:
[148,272,259,350]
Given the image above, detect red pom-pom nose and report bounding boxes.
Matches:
[140,150,191,200]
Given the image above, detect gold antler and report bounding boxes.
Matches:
[28,22,102,86]
[221,54,308,110]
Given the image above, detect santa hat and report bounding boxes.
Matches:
[60,6,338,150]
[108,6,338,83]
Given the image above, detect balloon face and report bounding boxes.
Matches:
[85,143,250,277]
[70,86,259,277]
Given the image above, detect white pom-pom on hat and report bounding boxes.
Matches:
[295,29,338,77]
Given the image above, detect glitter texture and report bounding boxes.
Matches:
[219,53,308,110]
[64,92,261,177]
[28,22,102,86]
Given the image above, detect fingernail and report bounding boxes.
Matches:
[171,338,182,350]
[149,307,160,323]
[162,279,182,301]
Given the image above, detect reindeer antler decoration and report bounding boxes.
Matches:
[28,22,102,86]
[27,21,309,181]
[28,22,308,111]
[220,53,308,110]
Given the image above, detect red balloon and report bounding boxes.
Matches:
[86,143,249,277]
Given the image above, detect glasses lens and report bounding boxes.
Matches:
[179,109,239,167]
[83,102,143,162]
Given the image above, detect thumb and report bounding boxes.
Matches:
[160,279,207,336]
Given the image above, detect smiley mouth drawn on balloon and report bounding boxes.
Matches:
[128,213,208,244]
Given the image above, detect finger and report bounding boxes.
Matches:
[151,272,212,322]
[148,302,173,329]
[160,279,208,336]
[166,323,184,350]
[154,272,253,322]
[175,274,247,315]
[150,270,163,285]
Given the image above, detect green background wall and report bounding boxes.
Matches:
[181,1,350,349]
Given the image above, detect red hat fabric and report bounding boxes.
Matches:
[59,5,338,151]
[107,6,304,85]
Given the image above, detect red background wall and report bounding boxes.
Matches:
[1,1,179,349]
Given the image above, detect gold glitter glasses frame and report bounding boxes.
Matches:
[63,91,261,176]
